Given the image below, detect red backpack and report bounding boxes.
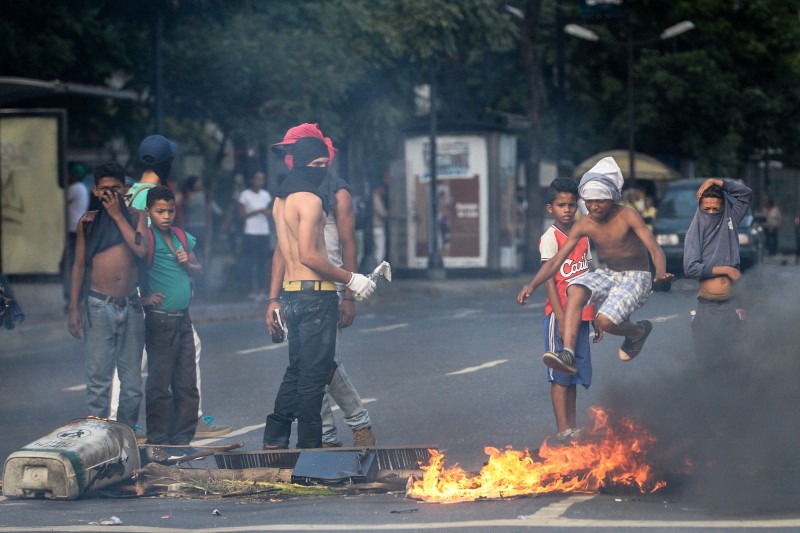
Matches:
[147,226,188,267]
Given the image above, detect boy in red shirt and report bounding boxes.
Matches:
[517,178,601,441]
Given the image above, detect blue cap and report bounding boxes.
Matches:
[139,135,176,167]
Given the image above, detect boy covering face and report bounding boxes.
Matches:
[67,162,149,429]
[683,178,752,369]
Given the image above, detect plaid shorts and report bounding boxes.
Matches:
[568,269,652,325]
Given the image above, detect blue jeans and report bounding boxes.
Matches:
[321,325,372,446]
[264,290,338,448]
[144,311,199,445]
[84,295,145,429]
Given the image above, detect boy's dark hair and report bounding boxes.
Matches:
[547,177,579,204]
[700,185,724,203]
[146,185,175,208]
[93,162,125,185]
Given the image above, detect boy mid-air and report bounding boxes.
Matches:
[517,157,674,375]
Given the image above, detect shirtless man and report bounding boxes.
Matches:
[268,123,377,447]
[68,162,149,429]
[263,136,375,449]
[683,178,752,369]
[517,157,673,374]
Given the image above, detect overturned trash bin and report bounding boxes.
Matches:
[3,418,140,499]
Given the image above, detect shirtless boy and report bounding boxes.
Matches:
[68,162,149,429]
[517,157,674,374]
[683,178,752,368]
[262,136,375,449]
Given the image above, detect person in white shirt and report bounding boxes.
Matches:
[64,163,90,305]
[238,171,273,300]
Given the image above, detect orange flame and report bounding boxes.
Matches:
[407,406,666,503]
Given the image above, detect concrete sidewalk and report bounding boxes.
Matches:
[0,275,527,352]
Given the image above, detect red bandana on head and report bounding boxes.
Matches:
[272,123,336,169]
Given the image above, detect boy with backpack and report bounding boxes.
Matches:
[140,185,202,449]
[109,134,231,439]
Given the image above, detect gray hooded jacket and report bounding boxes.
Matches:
[683,180,753,280]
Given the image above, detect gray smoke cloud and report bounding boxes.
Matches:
[600,269,800,513]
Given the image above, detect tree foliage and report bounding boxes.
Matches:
[3,0,800,180]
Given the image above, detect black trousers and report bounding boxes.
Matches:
[145,311,199,445]
[263,291,338,448]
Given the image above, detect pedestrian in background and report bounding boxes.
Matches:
[764,198,781,256]
[371,182,388,265]
[238,171,273,301]
[63,163,90,308]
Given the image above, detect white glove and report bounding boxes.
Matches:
[346,272,376,300]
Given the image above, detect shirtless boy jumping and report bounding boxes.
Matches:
[517,157,674,374]
[263,136,375,449]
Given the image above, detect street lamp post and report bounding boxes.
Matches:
[427,65,445,276]
[565,19,694,184]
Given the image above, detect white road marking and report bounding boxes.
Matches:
[361,323,408,333]
[453,309,481,318]
[192,422,265,446]
[446,359,508,376]
[331,397,376,413]
[236,344,286,355]
[193,399,380,445]
[525,494,596,520]
[64,372,149,393]
[5,515,800,531]
[650,313,680,323]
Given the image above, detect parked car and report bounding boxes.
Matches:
[652,178,764,277]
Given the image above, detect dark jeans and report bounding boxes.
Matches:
[241,234,272,293]
[263,290,338,448]
[144,311,199,445]
[691,297,742,371]
[765,228,779,255]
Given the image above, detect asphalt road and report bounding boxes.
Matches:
[1,264,799,531]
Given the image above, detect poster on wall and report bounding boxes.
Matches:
[405,135,488,268]
[1,111,65,274]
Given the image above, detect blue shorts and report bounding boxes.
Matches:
[542,314,592,388]
[569,269,651,325]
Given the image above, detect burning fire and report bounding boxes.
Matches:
[407,406,666,503]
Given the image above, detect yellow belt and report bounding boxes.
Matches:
[282,280,337,292]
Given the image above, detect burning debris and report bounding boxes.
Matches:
[406,406,666,504]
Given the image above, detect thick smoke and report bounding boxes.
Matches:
[600,269,800,513]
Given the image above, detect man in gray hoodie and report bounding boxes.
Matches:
[683,178,752,369]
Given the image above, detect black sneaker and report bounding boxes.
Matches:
[543,349,577,375]
[619,320,653,361]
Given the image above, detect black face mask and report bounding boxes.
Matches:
[274,166,331,213]
[291,165,327,188]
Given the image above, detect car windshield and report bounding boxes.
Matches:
[657,189,697,218]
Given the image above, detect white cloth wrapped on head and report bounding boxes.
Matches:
[578,156,625,202]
